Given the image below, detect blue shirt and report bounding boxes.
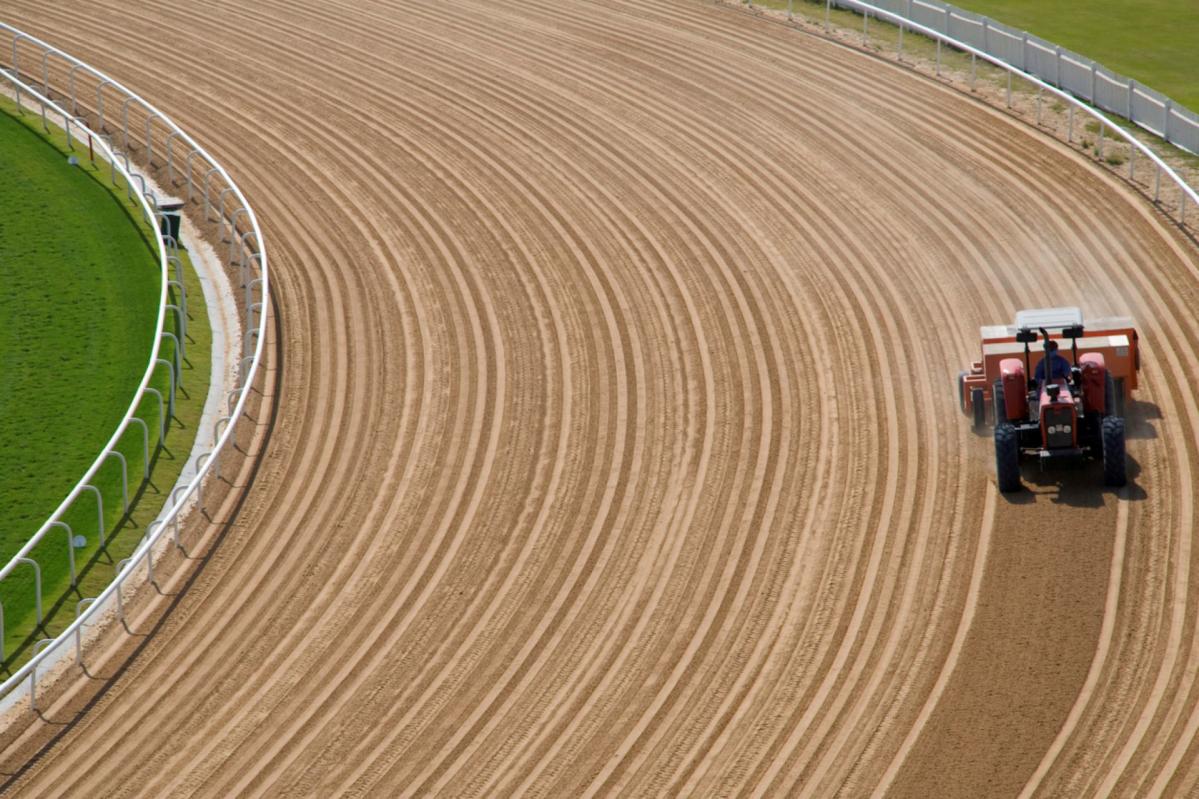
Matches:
[1035,352,1072,382]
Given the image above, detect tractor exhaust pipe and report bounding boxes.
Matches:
[1039,327,1051,385]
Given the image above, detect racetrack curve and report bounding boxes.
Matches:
[2,1,1199,796]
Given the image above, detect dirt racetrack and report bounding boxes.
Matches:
[3,0,1199,796]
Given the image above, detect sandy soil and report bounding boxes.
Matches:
[1,1,1198,796]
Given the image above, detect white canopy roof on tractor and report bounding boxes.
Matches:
[1014,307,1083,330]
[979,307,1134,340]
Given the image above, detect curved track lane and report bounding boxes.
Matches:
[2,1,1198,795]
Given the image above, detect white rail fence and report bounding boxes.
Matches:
[772,0,1199,155]
[759,0,1199,228]
[0,22,269,710]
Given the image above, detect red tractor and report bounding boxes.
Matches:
[958,308,1138,492]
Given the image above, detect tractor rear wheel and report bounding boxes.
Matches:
[1102,416,1127,487]
[995,423,1020,492]
[993,380,1006,424]
[972,387,986,430]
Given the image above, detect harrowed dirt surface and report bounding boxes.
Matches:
[2,1,1199,796]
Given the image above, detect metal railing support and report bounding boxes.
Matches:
[228,208,251,262]
[217,188,237,240]
[81,484,105,545]
[169,254,185,289]
[168,281,189,348]
[144,387,166,439]
[9,32,27,82]
[170,486,190,545]
[97,133,118,186]
[144,112,162,164]
[166,304,187,357]
[127,417,150,478]
[185,148,205,202]
[196,453,214,494]
[248,302,264,331]
[73,598,97,665]
[114,559,131,622]
[38,49,50,95]
[120,94,138,150]
[29,639,54,710]
[67,63,85,114]
[202,167,222,221]
[214,418,233,479]
[156,358,177,418]
[161,332,183,388]
[165,131,184,182]
[17,558,42,625]
[94,78,113,131]
[144,522,162,584]
[51,521,77,586]
[103,450,130,514]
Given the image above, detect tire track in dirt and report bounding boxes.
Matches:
[1,1,1197,796]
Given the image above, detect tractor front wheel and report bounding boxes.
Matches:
[994,380,1007,424]
[958,371,969,414]
[972,387,986,430]
[1102,416,1127,487]
[995,423,1021,492]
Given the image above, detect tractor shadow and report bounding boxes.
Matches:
[1006,455,1147,507]
[998,397,1156,506]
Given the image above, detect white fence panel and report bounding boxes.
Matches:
[1173,107,1199,154]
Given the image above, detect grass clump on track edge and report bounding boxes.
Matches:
[0,95,210,670]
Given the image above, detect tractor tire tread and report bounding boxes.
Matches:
[995,423,1021,492]
[1102,415,1127,487]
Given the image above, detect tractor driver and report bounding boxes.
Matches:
[1035,339,1073,384]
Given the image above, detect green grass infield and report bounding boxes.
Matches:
[0,95,211,669]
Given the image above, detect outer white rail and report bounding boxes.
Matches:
[0,23,269,709]
[770,0,1199,225]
